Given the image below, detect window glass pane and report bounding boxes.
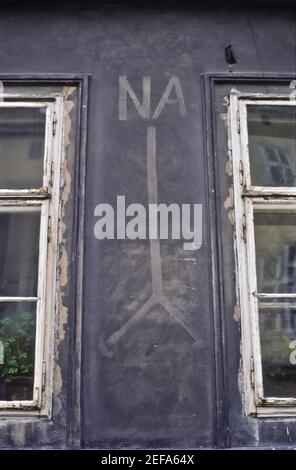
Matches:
[247,105,296,187]
[0,208,40,296]
[0,107,46,189]
[0,302,36,401]
[254,210,296,293]
[259,306,296,398]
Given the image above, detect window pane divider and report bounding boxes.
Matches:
[0,190,51,199]
[0,297,38,302]
[256,293,296,299]
[243,190,296,197]
[0,201,45,209]
[0,102,49,108]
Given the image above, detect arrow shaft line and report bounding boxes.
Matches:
[106,297,156,347]
[147,126,163,298]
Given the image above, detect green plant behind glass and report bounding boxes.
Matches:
[0,312,36,383]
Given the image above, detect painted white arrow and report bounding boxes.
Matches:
[99,126,199,358]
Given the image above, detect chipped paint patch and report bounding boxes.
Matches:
[224,188,235,225]
[238,353,259,446]
[220,112,228,129]
[225,159,233,176]
[233,304,241,322]
[224,187,234,210]
[58,297,68,344]
[56,91,74,344]
[63,87,76,147]
[54,88,75,401]
[224,95,230,105]
[59,249,69,288]
[53,364,63,415]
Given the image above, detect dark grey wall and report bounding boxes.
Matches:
[0,3,295,449]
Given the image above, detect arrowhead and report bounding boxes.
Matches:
[98,336,114,358]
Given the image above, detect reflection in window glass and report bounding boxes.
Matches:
[254,211,296,293]
[0,209,40,297]
[247,106,296,187]
[0,302,36,401]
[0,107,46,189]
[259,307,296,398]
[255,210,296,397]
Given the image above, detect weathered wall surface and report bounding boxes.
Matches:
[0,3,294,448]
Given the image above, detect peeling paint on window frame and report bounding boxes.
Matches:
[0,76,88,439]
[229,88,296,417]
[0,95,62,416]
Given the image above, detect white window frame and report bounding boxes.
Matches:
[0,96,63,416]
[229,89,296,417]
